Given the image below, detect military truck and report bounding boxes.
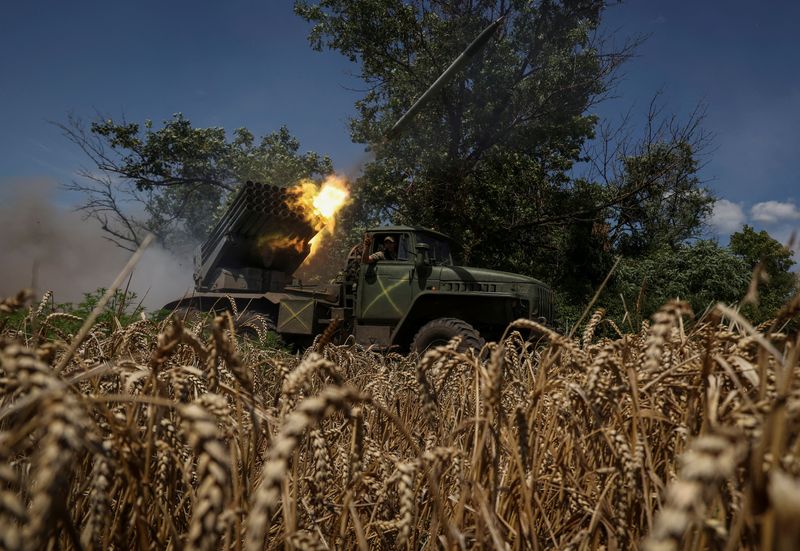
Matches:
[162,16,559,351]
[163,180,555,352]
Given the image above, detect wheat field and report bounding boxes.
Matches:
[1,289,799,550]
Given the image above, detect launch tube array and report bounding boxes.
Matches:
[200,181,322,265]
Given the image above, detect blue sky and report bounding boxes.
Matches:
[598,2,800,245]
[0,1,364,187]
[1,1,799,246]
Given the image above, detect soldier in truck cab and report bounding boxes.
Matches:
[361,234,397,263]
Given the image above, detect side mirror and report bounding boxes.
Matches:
[415,243,431,268]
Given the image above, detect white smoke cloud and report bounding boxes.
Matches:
[751,200,800,223]
[709,199,746,234]
[0,178,194,310]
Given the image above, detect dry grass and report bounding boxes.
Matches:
[1,291,799,550]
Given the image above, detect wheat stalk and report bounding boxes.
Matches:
[246,386,366,551]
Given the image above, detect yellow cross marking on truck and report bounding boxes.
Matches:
[280,300,313,331]
[364,274,408,315]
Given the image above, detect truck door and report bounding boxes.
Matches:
[356,233,415,324]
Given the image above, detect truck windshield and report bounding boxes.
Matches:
[417,234,452,265]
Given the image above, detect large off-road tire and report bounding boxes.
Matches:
[172,306,206,328]
[411,317,485,354]
[235,311,277,343]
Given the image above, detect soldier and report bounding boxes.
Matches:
[362,235,397,264]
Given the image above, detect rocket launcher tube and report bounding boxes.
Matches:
[194,181,326,290]
[386,15,506,139]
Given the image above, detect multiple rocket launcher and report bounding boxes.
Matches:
[194,181,324,292]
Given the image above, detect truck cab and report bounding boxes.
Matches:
[344,226,554,351]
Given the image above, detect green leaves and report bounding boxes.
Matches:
[65,114,332,251]
[595,228,797,329]
[730,225,798,320]
[613,242,750,324]
[613,140,713,256]
[297,0,615,260]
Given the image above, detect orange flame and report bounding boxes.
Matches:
[286,175,350,260]
[256,233,306,254]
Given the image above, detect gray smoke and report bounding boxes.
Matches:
[0,179,194,311]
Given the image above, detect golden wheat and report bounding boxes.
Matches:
[0,289,798,549]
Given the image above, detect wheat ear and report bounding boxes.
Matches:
[246,386,366,551]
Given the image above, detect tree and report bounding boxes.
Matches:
[593,227,798,330]
[730,225,798,321]
[606,240,750,328]
[588,99,714,256]
[295,0,634,264]
[295,1,714,308]
[60,114,333,251]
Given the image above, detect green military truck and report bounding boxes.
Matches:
[163,181,555,352]
[161,18,559,351]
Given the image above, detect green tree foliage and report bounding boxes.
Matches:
[610,141,712,255]
[608,241,750,328]
[61,114,333,251]
[295,0,628,262]
[3,289,146,339]
[730,225,798,320]
[542,101,714,310]
[295,1,716,311]
[593,227,797,331]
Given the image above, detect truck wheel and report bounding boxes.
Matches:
[172,306,205,327]
[235,312,277,343]
[411,318,484,354]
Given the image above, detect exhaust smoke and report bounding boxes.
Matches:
[0,178,193,310]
